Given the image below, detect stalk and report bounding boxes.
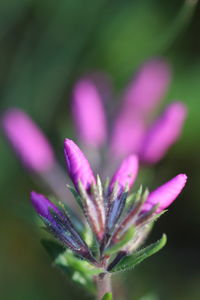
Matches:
[96,272,112,300]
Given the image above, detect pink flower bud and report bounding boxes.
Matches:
[64,138,95,190]
[30,191,59,221]
[110,155,139,192]
[1,108,55,172]
[72,79,107,147]
[142,174,187,214]
[122,59,171,116]
[140,102,187,164]
[110,114,146,158]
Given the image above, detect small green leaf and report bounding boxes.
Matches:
[102,292,113,300]
[109,234,167,273]
[105,227,135,255]
[54,250,100,293]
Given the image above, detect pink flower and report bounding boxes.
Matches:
[64,138,96,190]
[109,155,139,192]
[72,78,107,147]
[72,58,186,165]
[1,108,55,172]
[30,191,60,221]
[109,114,145,158]
[109,59,171,158]
[140,102,187,164]
[31,138,188,268]
[122,59,171,117]
[141,174,187,214]
[31,190,97,263]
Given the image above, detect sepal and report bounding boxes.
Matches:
[104,227,135,256]
[108,234,167,272]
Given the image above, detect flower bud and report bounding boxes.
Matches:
[72,79,107,147]
[1,108,54,172]
[64,139,95,190]
[110,114,145,158]
[140,102,187,164]
[141,174,187,214]
[122,59,171,116]
[30,191,59,221]
[110,155,139,192]
[31,191,97,263]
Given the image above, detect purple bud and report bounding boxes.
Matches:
[30,191,60,221]
[64,139,96,190]
[140,102,187,164]
[1,108,55,172]
[141,174,187,214]
[110,155,139,192]
[110,114,146,158]
[31,191,97,263]
[122,59,171,116]
[72,78,107,147]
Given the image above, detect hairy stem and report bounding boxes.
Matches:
[96,272,112,300]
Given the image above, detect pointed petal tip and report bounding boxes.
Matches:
[64,138,74,148]
[176,173,188,186]
[30,191,59,219]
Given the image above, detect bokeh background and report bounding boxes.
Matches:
[0,0,200,299]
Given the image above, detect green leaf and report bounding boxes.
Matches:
[41,240,97,292]
[109,234,167,273]
[54,250,101,293]
[105,227,135,255]
[102,292,113,300]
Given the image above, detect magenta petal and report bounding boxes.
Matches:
[122,59,171,116]
[110,114,146,158]
[141,174,187,214]
[30,191,59,221]
[72,78,107,147]
[110,155,139,192]
[140,102,187,164]
[1,108,55,172]
[64,139,96,190]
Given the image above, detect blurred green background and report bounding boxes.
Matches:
[0,0,200,299]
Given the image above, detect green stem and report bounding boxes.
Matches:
[96,272,112,300]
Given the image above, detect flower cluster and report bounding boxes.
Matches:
[31,139,187,272]
[72,59,187,165]
[1,59,186,178]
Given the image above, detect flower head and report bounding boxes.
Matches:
[31,139,187,273]
[1,108,54,172]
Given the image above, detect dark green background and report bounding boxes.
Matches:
[0,0,200,299]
